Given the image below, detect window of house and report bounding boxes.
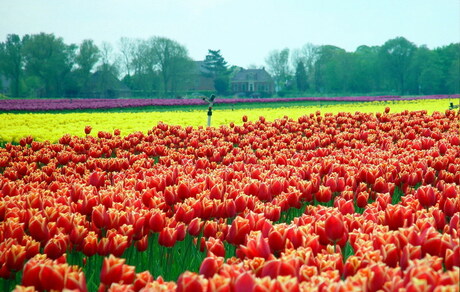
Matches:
[249,84,253,92]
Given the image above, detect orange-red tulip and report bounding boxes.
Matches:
[325,214,345,243]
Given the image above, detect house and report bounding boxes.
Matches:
[230,68,274,97]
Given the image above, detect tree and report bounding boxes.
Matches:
[74,39,100,90]
[149,37,194,96]
[314,45,347,93]
[265,48,291,92]
[349,45,382,93]
[295,61,308,92]
[292,43,318,90]
[203,49,229,94]
[436,43,460,94]
[0,34,23,97]
[380,37,417,94]
[22,33,77,97]
[203,49,228,77]
[118,37,136,77]
[90,42,120,97]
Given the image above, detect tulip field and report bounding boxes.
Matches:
[0,97,460,291]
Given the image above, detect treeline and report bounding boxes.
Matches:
[0,33,458,98]
[266,37,459,96]
[0,33,197,98]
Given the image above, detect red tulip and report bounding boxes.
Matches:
[268,226,286,253]
[82,232,98,257]
[205,237,225,258]
[187,217,203,236]
[149,210,166,233]
[416,186,437,208]
[373,177,389,193]
[260,259,298,279]
[367,264,387,292]
[176,222,186,242]
[133,270,154,291]
[325,214,345,243]
[444,245,460,270]
[64,269,87,292]
[203,221,218,238]
[39,263,66,291]
[28,214,49,242]
[22,257,42,289]
[385,204,413,230]
[98,237,110,256]
[199,257,220,278]
[92,204,107,229]
[381,243,400,268]
[84,125,92,135]
[109,233,129,257]
[158,227,177,248]
[234,272,255,292]
[356,191,369,208]
[443,197,458,217]
[5,244,26,272]
[237,233,272,260]
[44,234,68,260]
[100,255,127,286]
[176,271,206,292]
[316,186,332,203]
[88,171,106,189]
[334,198,355,215]
[24,239,40,259]
[226,217,251,245]
[342,255,363,278]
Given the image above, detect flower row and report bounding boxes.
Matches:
[0,95,457,112]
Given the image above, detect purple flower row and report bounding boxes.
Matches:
[0,95,457,111]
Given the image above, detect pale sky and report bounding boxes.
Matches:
[1,0,459,67]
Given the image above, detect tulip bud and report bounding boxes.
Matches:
[199,257,219,278]
[325,214,345,243]
[234,272,255,292]
[158,227,177,248]
[177,271,206,292]
[416,186,437,208]
[84,125,92,135]
[5,244,26,272]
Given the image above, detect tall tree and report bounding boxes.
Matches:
[380,37,417,94]
[149,36,193,96]
[203,49,229,94]
[436,43,460,94]
[118,37,135,77]
[22,33,76,97]
[265,48,291,92]
[314,45,347,93]
[75,39,100,90]
[295,43,318,92]
[0,34,23,97]
[295,61,308,92]
[350,45,382,93]
[91,42,120,97]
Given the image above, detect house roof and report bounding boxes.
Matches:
[231,68,273,83]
